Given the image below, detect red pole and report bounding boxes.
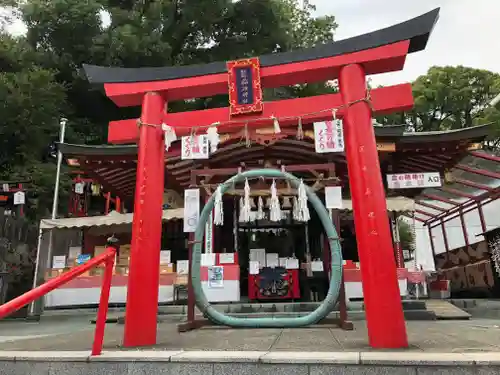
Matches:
[0,247,116,319]
[123,92,165,347]
[91,254,115,356]
[105,192,111,214]
[339,63,407,348]
[116,197,121,213]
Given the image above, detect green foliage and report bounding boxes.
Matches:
[377,66,500,134]
[0,0,338,220]
[398,219,415,253]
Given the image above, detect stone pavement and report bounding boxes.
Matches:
[1,315,500,352]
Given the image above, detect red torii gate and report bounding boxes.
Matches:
[83,8,440,349]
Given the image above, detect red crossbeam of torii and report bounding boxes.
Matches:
[83,8,440,350]
[108,84,412,144]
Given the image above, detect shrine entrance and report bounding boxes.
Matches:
[83,8,441,348]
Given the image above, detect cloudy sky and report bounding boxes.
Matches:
[5,0,499,86]
[312,0,500,85]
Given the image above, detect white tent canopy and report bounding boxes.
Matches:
[39,209,184,230]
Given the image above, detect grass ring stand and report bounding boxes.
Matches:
[190,168,343,328]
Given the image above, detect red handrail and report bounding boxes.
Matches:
[0,244,117,356]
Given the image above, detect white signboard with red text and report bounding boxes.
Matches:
[386,172,442,189]
[313,120,344,153]
[181,135,209,160]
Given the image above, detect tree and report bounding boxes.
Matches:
[377,66,500,134]
[0,0,338,220]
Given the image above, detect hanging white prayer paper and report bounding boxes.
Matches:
[219,253,235,264]
[201,253,216,267]
[266,253,279,268]
[52,255,67,269]
[208,266,224,288]
[160,250,171,265]
[313,120,344,153]
[311,260,324,272]
[183,189,200,232]
[181,135,209,160]
[325,186,343,209]
[249,261,260,275]
[74,182,84,195]
[177,260,189,275]
[13,191,25,205]
[2,184,9,192]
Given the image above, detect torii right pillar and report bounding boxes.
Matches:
[340,64,408,348]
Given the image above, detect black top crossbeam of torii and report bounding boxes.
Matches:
[83,8,439,85]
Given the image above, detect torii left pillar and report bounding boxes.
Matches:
[123,92,165,347]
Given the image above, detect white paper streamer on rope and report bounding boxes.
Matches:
[257,196,265,220]
[238,197,245,223]
[213,185,224,226]
[269,180,281,222]
[206,125,220,153]
[271,115,281,134]
[242,178,252,222]
[297,179,310,222]
[292,197,300,221]
[161,123,177,151]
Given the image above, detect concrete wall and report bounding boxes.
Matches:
[0,350,499,375]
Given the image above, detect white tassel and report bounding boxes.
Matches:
[161,123,177,151]
[292,197,300,221]
[269,180,281,222]
[257,196,265,220]
[213,185,224,226]
[243,178,251,222]
[272,116,281,134]
[297,179,310,222]
[206,125,220,153]
[239,197,245,223]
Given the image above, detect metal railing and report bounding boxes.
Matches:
[0,243,117,356]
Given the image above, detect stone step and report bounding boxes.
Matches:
[425,300,471,320]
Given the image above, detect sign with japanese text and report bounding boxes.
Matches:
[205,210,213,254]
[181,135,209,160]
[227,57,263,116]
[183,188,200,233]
[386,172,442,189]
[313,120,344,153]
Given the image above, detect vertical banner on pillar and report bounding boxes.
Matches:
[205,210,214,253]
[313,120,344,153]
[184,189,200,233]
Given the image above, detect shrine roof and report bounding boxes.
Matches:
[82,8,439,85]
[60,124,491,203]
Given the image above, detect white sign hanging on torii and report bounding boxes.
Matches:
[313,120,344,153]
[13,191,25,205]
[386,172,442,189]
[181,135,209,160]
[183,188,200,232]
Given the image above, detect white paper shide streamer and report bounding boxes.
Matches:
[161,123,177,151]
[238,197,245,223]
[242,179,252,222]
[257,196,265,220]
[206,126,220,153]
[213,185,224,226]
[292,196,300,221]
[269,180,281,222]
[297,179,310,222]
